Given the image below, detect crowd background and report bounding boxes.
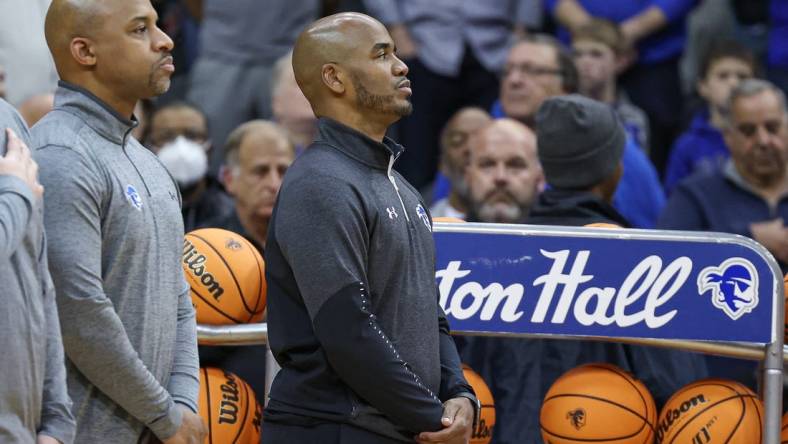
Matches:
[2,1,788,443]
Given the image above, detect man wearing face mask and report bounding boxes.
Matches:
[147,101,234,232]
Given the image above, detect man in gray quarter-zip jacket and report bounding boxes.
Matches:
[263,13,479,444]
[0,99,75,444]
[30,1,205,443]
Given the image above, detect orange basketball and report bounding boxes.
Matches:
[656,379,762,444]
[433,216,466,223]
[540,363,656,444]
[183,228,266,325]
[198,367,262,444]
[584,223,622,229]
[781,411,788,444]
[462,364,495,444]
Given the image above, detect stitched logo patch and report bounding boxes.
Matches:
[416,204,431,232]
[125,184,143,211]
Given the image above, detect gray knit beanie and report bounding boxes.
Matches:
[535,94,625,189]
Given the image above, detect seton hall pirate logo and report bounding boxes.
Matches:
[125,184,143,211]
[566,408,586,430]
[697,258,759,320]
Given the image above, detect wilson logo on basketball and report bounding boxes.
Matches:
[656,394,707,442]
[218,371,241,425]
[225,238,242,251]
[566,408,586,430]
[473,417,493,440]
[183,240,225,301]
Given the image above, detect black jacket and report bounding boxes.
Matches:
[264,118,474,442]
[526,188,631,227]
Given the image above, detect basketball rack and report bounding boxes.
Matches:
[197,223,786,444]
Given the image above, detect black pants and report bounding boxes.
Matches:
[262,422,408,444]
[620,57,683,176]
[394,47,500,190]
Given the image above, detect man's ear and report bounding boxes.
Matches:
[322,63,346,95]
[220,165,237,196]
[70,37,98,67]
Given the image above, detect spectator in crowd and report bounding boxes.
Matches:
[659,79,788,272]
[17,93,54,127]
[429,107,492,218]
[546,0,698,173]
[362,0,542,190]
[496,34,578,127]
[497,35,665,227]
[187,0,320,174]
[664,40,757,194]
[35,0,205,442]
[0,100,75,444]
[572,19,649,151]
[146,101,234,232]
[0,0,58,105]
[198,120,295,403]
[659,79,788,389]
[464,95,706,444]
[464,119,543,224]
[270,51,318,151]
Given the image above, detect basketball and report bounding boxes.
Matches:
[198,367,262,444]
[433,216,466,223]
[540,363,656,444]
[656,379,762,443]
[584,223,621,229]
[183,228,266,325]
[462,364,495,444]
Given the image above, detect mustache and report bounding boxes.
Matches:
[155,54,173,67]
[482,187,516,203]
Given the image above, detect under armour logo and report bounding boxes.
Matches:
[386,207,398,219]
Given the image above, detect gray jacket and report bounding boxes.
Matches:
[32,82,199,443]
[0,99,75,444]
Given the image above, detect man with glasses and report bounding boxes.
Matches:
[659,78,788,274]
[495,34,578,126]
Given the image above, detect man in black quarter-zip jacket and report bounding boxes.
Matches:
[263,12,479,444]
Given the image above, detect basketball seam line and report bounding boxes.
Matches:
[231,373,251,443]
[664,392,755,444]
[190,233,257,315]
[586,364,655,432]
[190,288,245,324]
[541,393,649,441]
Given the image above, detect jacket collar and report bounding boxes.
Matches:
[54,80,138,145]
[315,117,404,171]
[723,158,788,201]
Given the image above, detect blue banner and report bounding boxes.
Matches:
[434,228,779,344]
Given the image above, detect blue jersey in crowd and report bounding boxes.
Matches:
[663,109,729,195]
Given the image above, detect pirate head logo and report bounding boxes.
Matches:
[416,204,431,232]
[225,238,242,251]
[125,184,143,211]
[566,408,586,430]
[697,258,759,320]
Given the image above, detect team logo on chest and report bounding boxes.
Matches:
[125,184,143,211]
[416,204,431,232]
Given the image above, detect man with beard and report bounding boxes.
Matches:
[464,118,543,224]
[462,96,706,444]
[429,107,492,219]
[659,79,788,391]
[263,12,478,444]
[32,0,205,443]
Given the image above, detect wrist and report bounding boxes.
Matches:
[452,392,480,429]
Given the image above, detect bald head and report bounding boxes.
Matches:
[45,0,108,72]
[466,118,542,223]
[293,13,385,107]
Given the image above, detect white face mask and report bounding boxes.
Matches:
[156,136,208,188]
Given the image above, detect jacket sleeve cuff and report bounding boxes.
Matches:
[38,415,77,444]
[147,401,183,441]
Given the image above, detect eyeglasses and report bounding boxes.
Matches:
[503,63,563,78]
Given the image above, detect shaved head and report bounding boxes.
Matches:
[43,0,174,116]
[45,0,108,73]
[291,13,411,138]
[293,13,382,106]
